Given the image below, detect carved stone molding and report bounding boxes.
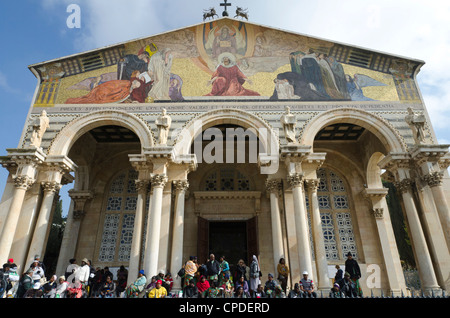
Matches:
[422,171,444,188]
[372,208,384,219]
[305,179,320,192]
[394,178,414,194]
[73,210,86,220]
[287,173,304,189]
[150,174,168,188]
[13,175,35,190]
[41,181,62,193]
[68,190,94,219]
[173,180,189,193]
[193,191,261,217]
[265,179,282,194]
[135,179,150,193]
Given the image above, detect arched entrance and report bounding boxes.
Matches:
[54,113,147,277]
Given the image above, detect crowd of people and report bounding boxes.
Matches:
[0,252,363,299]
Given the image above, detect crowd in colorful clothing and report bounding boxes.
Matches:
[1,252,363,299]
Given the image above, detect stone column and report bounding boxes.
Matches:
[0,175,35,263]
[170,180,189,291]
[144,174,168,278]
[287,172,313,279]
[423,171,450,245]
[128,179,149,286]
[364,188,407,296]
[306,178,330,292]
[55,190,92,276]
[25,181,61,266]
[395,178,441,295]
[265,179,284,273]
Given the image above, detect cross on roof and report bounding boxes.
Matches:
[220,0,232,16]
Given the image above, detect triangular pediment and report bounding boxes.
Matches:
[29,17,424,106]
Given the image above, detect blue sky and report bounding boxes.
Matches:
[1,0,449,215]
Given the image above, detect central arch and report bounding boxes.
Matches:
[172,108,279,159]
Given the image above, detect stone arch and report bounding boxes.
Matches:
[367,152,386,188]
[172,108,279,158]
[300,107,407,153]
[47,110,155,156]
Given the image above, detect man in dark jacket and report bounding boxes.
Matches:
[344,252,362,296]
[206,254,220,286]
[16,269,34,298]
[183,279,199,298]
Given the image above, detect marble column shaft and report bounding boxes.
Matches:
[144,174,168,278]
[266,179,284,274]
[288,173,313,279]
[0,175,34,263]
[306,178,330,291]
[170,180,189,291]
[128,179,149,286]
[26,181,61,267]
[395,178,441,292]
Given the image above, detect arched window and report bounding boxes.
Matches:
[315,168,358,261]
[98,169,141,263]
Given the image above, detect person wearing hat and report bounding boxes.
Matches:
[30,259,45,285]
[148,279,167,298]
[56,276,68,298]
[73,258,90,291]
[288,283,303,298]
[329,282,345,298]
[16,269,34,298]
[299,271,317,298]
[263,273,278,298]
[341,272,357,298]
[125,270,147,298]
[344,252,362,296]
[183,278,199,298]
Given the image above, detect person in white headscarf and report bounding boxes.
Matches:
[249,255,261,294]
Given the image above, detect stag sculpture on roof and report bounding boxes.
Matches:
[235,7,249,20]
[203,7,219,21]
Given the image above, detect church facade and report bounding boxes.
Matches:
[0,17,449,296]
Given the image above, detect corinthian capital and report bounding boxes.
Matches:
[372,208,384,219]
[135,179,150,193]
[394,178,414,194]
[287,173,304,189]
[173,180,189,192]
[41,181,62,193]
[422,171,444,188]
[265,179,282,194]
[151,174,168,188]
[305,179,320,192]
[13,175,35,190]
